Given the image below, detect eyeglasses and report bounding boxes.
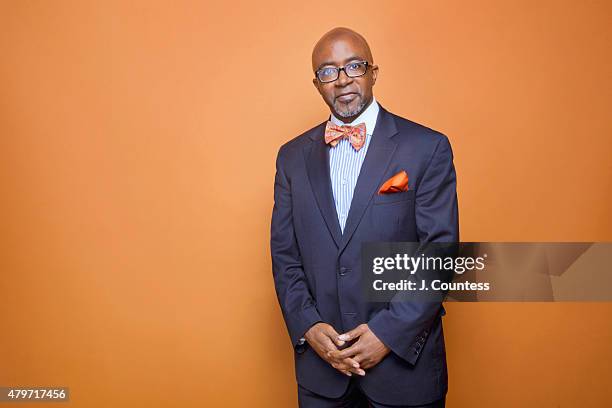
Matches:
[315,61,369,83]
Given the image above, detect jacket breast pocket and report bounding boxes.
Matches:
[370,190,416,238]
[373,189,415,205]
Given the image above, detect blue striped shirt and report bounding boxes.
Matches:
[328,97,380,232]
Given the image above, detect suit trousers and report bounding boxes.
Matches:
[298,378,446,408]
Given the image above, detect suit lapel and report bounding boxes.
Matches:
[338,106,398,254]
[304,122,343,248]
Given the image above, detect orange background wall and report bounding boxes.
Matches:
[1,1,611,407]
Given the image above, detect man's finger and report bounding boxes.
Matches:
[322,326,344,346]
[330,361,352,376]
[337,324,368,342]
[321,325,345,348]
[330,356,360,369]
[331,360,364,377]
[344,357,360,369]
[320,336,337,355]
[334,337,346,347]
[329,343,362,360]
[344,360,366,376]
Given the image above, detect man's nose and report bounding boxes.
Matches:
[335,69,352,87]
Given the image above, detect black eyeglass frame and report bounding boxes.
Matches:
[315,61,370,83]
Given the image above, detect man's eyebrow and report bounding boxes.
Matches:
[316,55,367,70]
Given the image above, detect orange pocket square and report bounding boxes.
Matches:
[378,170,409,194]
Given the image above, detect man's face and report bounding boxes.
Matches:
[312,36,378,122]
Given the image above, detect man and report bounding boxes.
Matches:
[271,27,458,407]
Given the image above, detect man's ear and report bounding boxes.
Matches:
[371,65,379,85]
[312,77,320,91]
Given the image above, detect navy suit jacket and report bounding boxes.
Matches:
[270,104,459,406]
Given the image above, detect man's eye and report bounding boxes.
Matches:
[322,68,335,75]
[348,63,360,70]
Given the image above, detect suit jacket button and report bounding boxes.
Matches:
[339,267,348,276]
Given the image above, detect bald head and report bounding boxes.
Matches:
[312,27,374,72]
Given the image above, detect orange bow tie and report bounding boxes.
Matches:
[324,121,367,151]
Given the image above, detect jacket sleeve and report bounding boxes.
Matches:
[368,134,459,365]
[270,146,322,350]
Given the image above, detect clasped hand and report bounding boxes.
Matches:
[304,323,390,377]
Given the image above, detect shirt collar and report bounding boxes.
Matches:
[329,96,380,136]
